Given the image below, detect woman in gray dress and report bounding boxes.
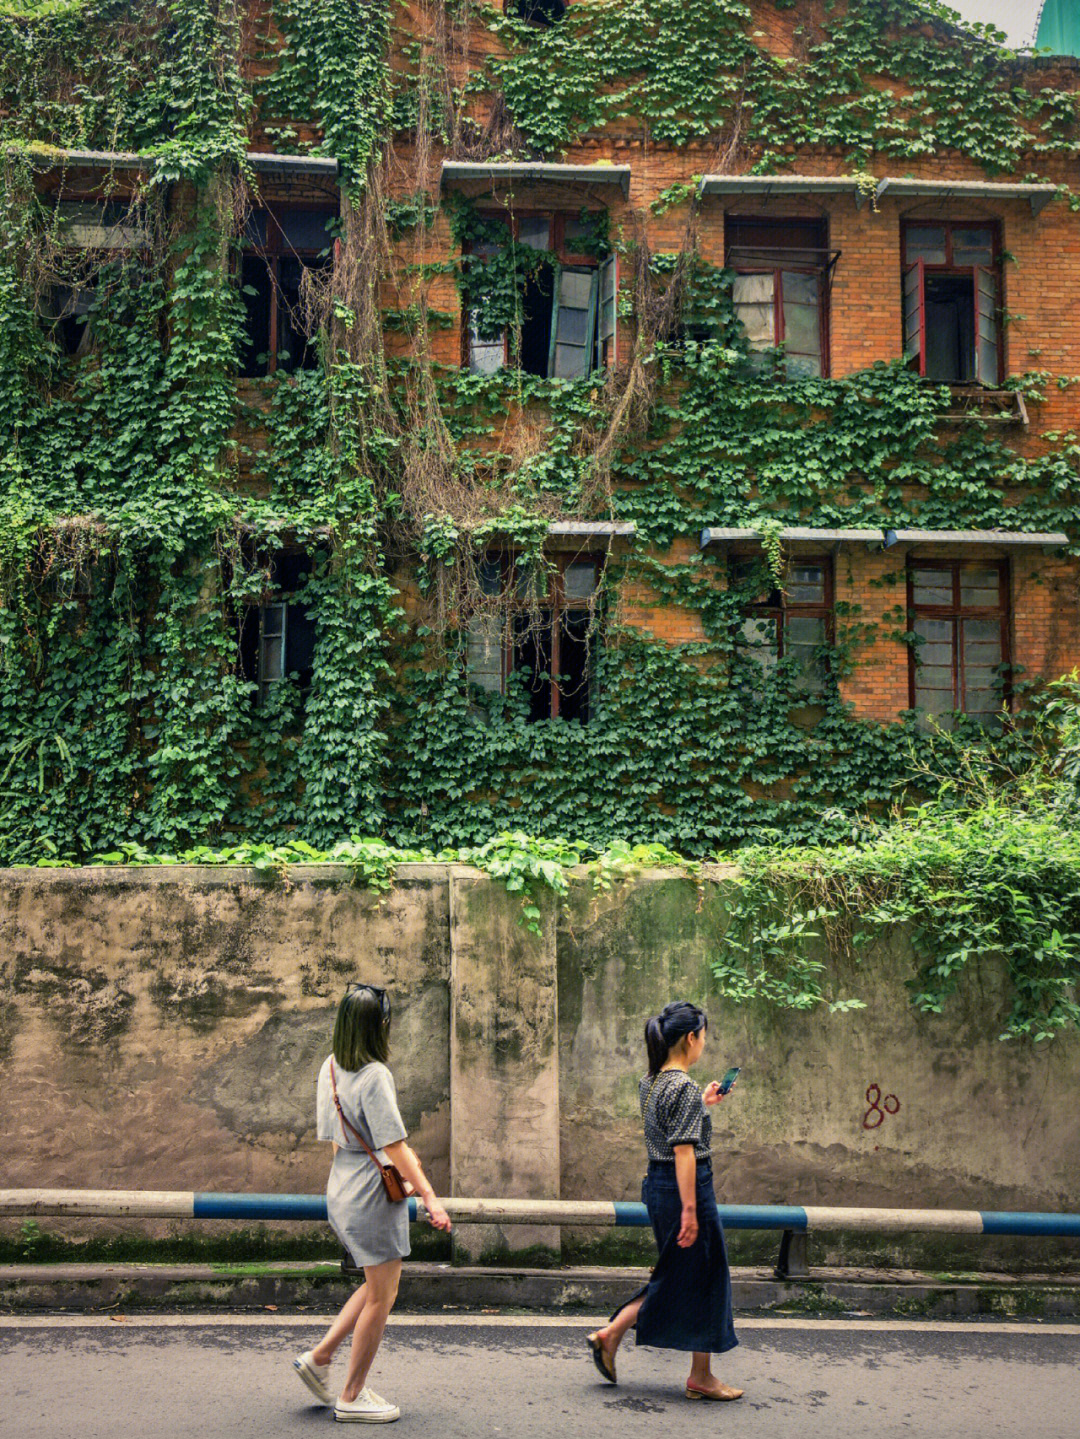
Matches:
[293,983,451,1423]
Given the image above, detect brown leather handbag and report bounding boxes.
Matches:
[330,1060,414,1204]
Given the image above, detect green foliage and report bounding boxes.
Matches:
[482,0,1080,169]
[1,0,1080,1057]
[715,683,1080,1040]
[255,0,391,191]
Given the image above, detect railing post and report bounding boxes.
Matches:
[774,1228,809,1280]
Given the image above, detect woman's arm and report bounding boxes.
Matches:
[673,1143,699,1247]
[383,1140,452,1231]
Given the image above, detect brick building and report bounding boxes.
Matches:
[3,0,1080,855]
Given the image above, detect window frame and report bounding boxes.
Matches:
[240,201,337,378]
[724,216,832,378]
[236,547,321,708]
[466,549,605,720]
[900,219,1002,385]
[735,552,834,691]
[461,209,612,376]
[906,557,1011,719]
[41,190,151,358]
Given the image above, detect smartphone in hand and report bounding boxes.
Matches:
[718,1065,741,1095]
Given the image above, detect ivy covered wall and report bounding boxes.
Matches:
[2,0,1080,868]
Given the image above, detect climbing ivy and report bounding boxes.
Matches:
[2,0,1080,1011]
[482,0,1080,169]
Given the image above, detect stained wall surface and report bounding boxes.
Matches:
[2,866,1078,1252]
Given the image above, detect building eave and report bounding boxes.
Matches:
[440,162,631,198]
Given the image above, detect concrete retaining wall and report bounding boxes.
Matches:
[2,865,1078,1259]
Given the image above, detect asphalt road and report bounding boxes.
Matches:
[2,1313,1079,1439]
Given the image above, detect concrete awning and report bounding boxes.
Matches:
[697,174,1058,216]
[547,521,636,537]
[440,162,631,198]
[872,178,1057,216]
[14,146,339,178]
[701,526,881,545]
[701,526,1071,549]
[698,175,863,202]
[882,528,1070,548]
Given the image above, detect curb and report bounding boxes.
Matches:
[2,1263,1080,1319]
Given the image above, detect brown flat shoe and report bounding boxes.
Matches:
[587,1333,617,1384]
[686,1382,744,1402]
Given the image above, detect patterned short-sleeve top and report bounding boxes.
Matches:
[639,1069,712,1163]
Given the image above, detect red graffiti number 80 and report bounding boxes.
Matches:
[863,1083,900,1130]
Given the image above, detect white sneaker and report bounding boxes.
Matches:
[334,1387,401,1423]
[293,1350,333,1405]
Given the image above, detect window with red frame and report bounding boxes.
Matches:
[465,552,603,722]
[734,555,832,695]
[908,560,1009,727]
[465,212,616,380]
[725,217,831,377]
[902,221,1001,384]
[239,207,335,378]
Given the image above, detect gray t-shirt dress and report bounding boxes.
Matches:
[316,1056,411,1268]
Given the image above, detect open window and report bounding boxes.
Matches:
[465,212,616,381]
[508,0,566,19]
[41,198,149,358]
[239,207,335,378]
[238,550,320,707]
[726,217,832,377]
[734,555,832,695]
[465,551,603,721]
[908,560,1009,727]
[902,222,1000,384]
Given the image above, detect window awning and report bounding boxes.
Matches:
[701,526,1070,549]
[882,528,1070,548]
[440,162,631,198]
[698,175,863,203]
[14,146,339,178]
[547,521,636,538]
[697,174,1057,216]
[872,178,1056,216]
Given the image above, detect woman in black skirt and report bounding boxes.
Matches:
[587,1000,742,1402]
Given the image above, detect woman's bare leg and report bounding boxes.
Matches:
[688,1352,742,1398]
[310,1282,367,1367]
[588,1296,644,1358]
[338,1259,402,1403]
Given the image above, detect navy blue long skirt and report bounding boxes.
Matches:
[617,1161,738,1355]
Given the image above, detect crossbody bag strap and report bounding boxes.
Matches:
[330,1059,385,1172]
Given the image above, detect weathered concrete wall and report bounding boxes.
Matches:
[2,864,1079,1255]
[556,876,1080,1215]
[0,867,451,1207]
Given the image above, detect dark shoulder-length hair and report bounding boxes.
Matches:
[333,984,391,1070]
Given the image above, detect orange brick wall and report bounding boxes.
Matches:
[233,1,1080,722]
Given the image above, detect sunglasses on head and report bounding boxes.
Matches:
[347,983,391,1023]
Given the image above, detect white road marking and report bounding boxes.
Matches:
[0,1314,1078,1335]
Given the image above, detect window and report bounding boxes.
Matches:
[465,552,603,721]
[902,222,1000,384]
[465,212,616,381]
[735,556,832,695]
[239,208,335,378]
[908,560,1009,727]
[42,198,148,358]
[507,0,565,21]
[726,217,831,377]
[238,550,319,706]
